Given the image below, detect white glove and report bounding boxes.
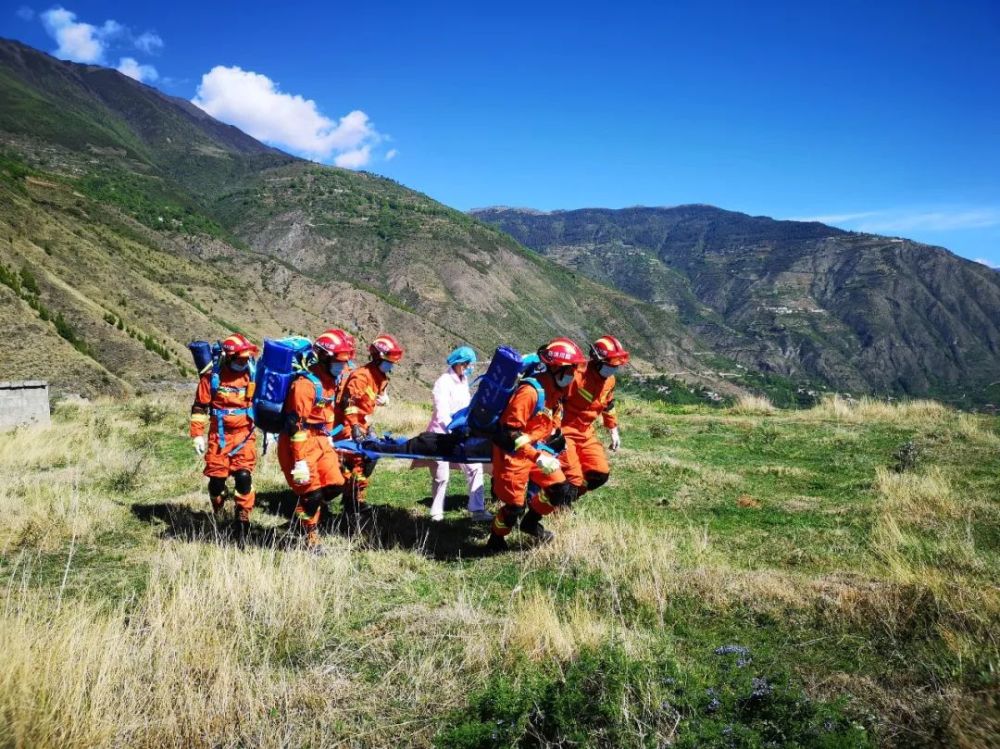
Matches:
[535,452,560,476]
[609,427,621,453]
[193,435,207,456]
[375,392,389,407]
[291,460,311,485]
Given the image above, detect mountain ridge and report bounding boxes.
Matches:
[0,38,719,399]
[473,205,1000,404]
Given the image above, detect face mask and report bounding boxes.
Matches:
[379,360,394,374]
[555,370,574,388]
[599,364,618,379]
[229,359,249,372]
[463,365,474,379]
[329,361,347,378]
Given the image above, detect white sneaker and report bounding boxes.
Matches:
[468,509,494,522]
[430,512,444,522]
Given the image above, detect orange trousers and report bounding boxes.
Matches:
[203,428,257,477]
[278,432,345,497]
[340,453,374,509]
[203,428,257,520]
[559,428,610,496]
[490,445,566,537]
[278,432,345,530]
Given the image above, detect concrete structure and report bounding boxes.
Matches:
[0,381,51,430]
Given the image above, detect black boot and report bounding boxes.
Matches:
[519,509,554,543]
[234,519,251,547]
[485,533,509,554]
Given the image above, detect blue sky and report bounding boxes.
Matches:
[4,1,999,265]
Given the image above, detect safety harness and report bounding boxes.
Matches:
[294,367,345,438]
[207,356,257,456]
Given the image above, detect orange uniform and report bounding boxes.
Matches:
[190,366,257,517]
[559,363,617,495]
[338,362,389,508]
[277,364,345,529]
[490,372,570,537]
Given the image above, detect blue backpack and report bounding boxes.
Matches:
[448,345,544,436]
[253,337,342,436]
[187,340,257,453]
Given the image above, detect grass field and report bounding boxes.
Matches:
[0,394,998,748]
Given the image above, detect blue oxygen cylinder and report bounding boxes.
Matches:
[253,336,314,433]
[448,345,524,435]
[187,341,213,374]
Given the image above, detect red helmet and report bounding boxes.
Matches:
[221,333,258,358]
[369,333,404,363]
[590,335,630,367]
[314,328,356,361]
[537,337,587,369]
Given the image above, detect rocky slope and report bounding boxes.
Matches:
[0,39,710,398]
[474,205,1000,403]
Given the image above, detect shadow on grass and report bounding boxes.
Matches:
[414,493,474,511]
[132,488,495,560]
[130,502,294,550]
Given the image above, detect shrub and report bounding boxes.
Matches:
[19,265,40,295]
[728,393,777,416]
[435,644,870,748]
[136,403,170,427]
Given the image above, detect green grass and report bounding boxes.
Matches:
[0,394,998,747]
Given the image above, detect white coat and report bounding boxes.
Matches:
[427,368,485,515]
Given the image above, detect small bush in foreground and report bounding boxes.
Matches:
[435,644,870,748]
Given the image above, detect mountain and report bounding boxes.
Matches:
[0,39,713,398]
[473,205,1000,404]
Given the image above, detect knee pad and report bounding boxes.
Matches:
[322,484,344,502]
[207,476,227,497]
[500,504,525,525]
[362,457,378,478]
[232,469,253,495]
[584,471,609,492]
[546,482,577,508]
[300,489,324,517]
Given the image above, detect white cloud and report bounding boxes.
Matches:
[385,148,398,161]
[334,145,372,169]
[191,66,386,168]
[789,207,1000,233]
[133,31,163,54]
[41,6,107,62]
[975,258,999,269]
[117,56,158,82]
[39,6,161,67]
[16,6,34,21]
[791,211,880,224]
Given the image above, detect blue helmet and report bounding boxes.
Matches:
[446,346,477,367]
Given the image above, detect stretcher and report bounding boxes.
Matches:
[332,431,492,464]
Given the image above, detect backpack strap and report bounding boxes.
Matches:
[210,350,257,449]
[300,371,333,407]
[520,377,545,417]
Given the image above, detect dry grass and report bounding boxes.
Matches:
[873,466,959,525]
[504,590,610,661]
[804,394,953,425]
[0,543,359,748]
[1,393,997,747]
[0,403,133,553]
[726,393,777,416]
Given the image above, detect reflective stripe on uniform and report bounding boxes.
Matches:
[344,406,361,415]
[190,414,209,424]
[578,386,594,403]
[513,434,531,451]
[290,432,307,443]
